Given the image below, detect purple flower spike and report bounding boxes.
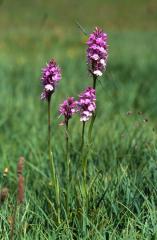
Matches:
[77,87,96,122]
[41,59,61,100]
[87,27,108,77]
[59,97,77,125]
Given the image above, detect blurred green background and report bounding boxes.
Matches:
[1,0,157,30]
[0,0,157,165]
[0,0,157,160]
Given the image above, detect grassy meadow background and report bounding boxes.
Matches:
[0,0,157,239]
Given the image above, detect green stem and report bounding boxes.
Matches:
[80,122,87,195]
[48,97,60,224]
[80,122,87,197]
[82,75,97,236]
[65,120,70,216]
[48,97,55,184]
[88,75,97,143]
[88,113,96,144]
[79,121,88,236]
[93,74,97,89]
[65,121,69,161]
[80,121,85,154]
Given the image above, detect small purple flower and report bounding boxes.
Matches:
[41,59,61,100]
[59,97,77,125]
[87,27,108,77]
[77,87,96,122]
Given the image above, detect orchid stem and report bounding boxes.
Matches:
[80,121,85,153]
[48,98,55,184]
[88,75,97,143]
[48,97,60,224]
[81,122,88,197]
[80,121,87,196]
[93,74,97,89]
[80,121,88,236]
[65,120,70,216]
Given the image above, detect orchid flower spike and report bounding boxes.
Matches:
[41,59,61,101]
[87,27,108,77]
[77,87,96,122]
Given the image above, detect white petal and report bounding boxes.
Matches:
[99,47,106,53]
[100,59,106,67]
[93,70,102,76]
[91,54,99,60]
[83,111,90,116]
[88,105,95,111]
[80,116,88,122]
[45,84,53,91]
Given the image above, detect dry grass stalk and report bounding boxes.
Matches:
[10,156,25,240]
[17,156,25,204]
[0,187,9,205]
[17,175,24,204]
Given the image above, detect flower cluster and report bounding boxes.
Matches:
[77,87,96,122]
[41,27,108,124]
[87,27,108,77]
[59,97,77,125]
[41,59,61,100]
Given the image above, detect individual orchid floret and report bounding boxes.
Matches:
[59,97,77,125]
[87,27,108,77]
[77,87,96,122]
[41,59,61,101]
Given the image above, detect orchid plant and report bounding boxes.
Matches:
[41,59,61,223]
[40,26,108,230]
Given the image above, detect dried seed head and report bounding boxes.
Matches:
[17,156,25,176]
[17,156,25,204]
[0,187,9,204]
[17,175,24,204]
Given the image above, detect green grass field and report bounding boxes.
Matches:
[0,0,157,239]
